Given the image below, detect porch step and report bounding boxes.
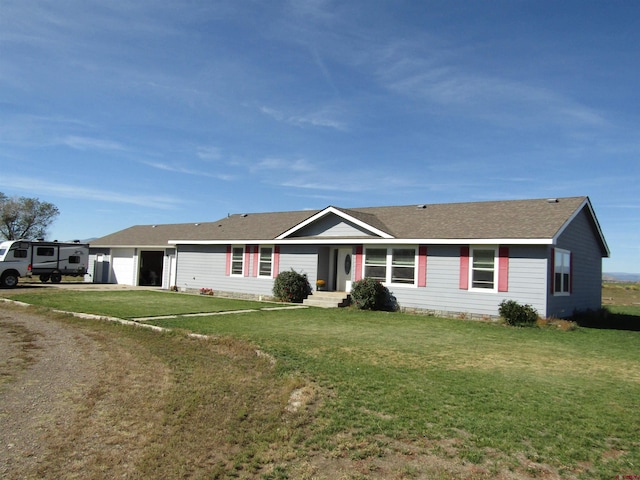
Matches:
[304,291,351,308]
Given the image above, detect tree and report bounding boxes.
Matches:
[0,193,59,240]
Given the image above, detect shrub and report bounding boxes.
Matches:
[273,269,312,303]
[350,278,391,310]
[499,300,538,326]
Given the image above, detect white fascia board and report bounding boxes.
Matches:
[274,206,394,240]
[552,197,611,257]
[91,244,169,249]
[169,238,553,246]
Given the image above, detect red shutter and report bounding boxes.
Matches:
[498,247,509,292]
[459,246,469,290]
[550,247,555,294]
[273,245,280,277]
[355,245,363,281]
[225,245,231,276]
[252,245,259,277]
[244,247,250,277]
[418,246,427,287]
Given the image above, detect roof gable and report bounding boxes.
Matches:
[276,206,393,239]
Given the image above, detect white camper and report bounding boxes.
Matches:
[29,241,89,283]
[0,240,89,287]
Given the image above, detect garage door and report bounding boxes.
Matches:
[111,248,135,285]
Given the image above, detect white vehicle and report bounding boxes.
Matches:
[0,240,89,288]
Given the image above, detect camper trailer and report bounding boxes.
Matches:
[29,241,89,283]
[0,240,89,287]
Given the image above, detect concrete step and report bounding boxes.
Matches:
[304,291,351,308]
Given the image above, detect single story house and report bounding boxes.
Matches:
[88,196,609,318]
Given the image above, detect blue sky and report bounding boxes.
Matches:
[1,1,638,273]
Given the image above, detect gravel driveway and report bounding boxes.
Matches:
[0,299,170,479]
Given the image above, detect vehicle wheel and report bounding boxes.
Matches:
[1,272,19,288]
[40,274,51,283]
[50,272,62,283]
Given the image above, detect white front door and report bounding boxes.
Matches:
[336,248,353,291]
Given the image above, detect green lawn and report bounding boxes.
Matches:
[3,289,639,478]
[150,308,640,475]
[0,289,288,318]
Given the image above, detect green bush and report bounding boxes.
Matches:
[350,278,391,310]
[499,299,538,326]
[272,269,312,303]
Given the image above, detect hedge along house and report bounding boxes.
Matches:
[89,196,608,319]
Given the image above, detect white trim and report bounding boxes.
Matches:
[363,245,418,288]
[274,206,394,240]
[230,245,244,276]
[469,246,498,293]
[553,248,571,296]
[552,197,610,257]
[258,245,274,278]
[169,238,555,246]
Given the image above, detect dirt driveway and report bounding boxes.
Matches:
[0,303,170,479]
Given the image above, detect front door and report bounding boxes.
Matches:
[335,248,353,292]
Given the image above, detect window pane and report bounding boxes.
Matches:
[392,266,415,283]
[365,249,386,265]
[364,265,386,281]
[472,270,494,288]
[473,250,494,269]
[392,249,415,266]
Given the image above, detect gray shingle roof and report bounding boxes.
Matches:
[91,196,597,247]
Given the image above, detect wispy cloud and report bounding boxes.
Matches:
[260,105,348,131]
[142,161,235,181]
[0,175,182,209]
[251,157,315,173]
[372,42,608,129]
[197,146,222,161]
[63,135,126,151]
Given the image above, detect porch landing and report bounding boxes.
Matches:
[304,291,351,308]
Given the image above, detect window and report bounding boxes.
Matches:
[231,247,244,275]
[471,248,496,290]
[554,249,571,295]
[69,255,81,264]
[13,249,28,259]
[37,247,55,256]
[364,247,416,285]
[364,248,387,281]
[391,248,415,284]
[259,247,273,277]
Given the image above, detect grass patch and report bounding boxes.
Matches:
[0,290,286,318]
[4,289,640,478]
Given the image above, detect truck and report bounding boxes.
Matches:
[0,240,89,288]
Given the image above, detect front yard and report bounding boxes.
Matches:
[1,287,638,479]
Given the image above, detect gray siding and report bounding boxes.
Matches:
[278,245,319,285]
[292,215,372,237]
[175,244,320,297]
[547,208,604,318]
[390,245,548,317]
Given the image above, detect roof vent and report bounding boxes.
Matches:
[546,198,559,203]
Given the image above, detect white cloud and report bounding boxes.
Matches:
[260,105,348,131]
[0,175,182,209]
[63,135,126,151]
[141,161,235,181]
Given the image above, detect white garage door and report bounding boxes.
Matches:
[111,248,135,285]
